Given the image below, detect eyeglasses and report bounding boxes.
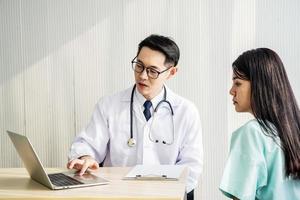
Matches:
[131,57,172,79]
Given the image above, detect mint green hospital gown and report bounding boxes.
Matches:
[219,119,300,200]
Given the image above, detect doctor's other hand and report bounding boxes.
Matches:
[67,155,99,176]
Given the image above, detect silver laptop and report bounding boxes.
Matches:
[7,131,109,190]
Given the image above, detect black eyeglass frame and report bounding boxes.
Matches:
[131,56,173,79]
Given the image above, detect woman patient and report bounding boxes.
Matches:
[220,48,300,199]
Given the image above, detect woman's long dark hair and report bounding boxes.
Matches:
[233,48,300,179]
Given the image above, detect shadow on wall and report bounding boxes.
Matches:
[0,0,133,168]
[0,0,130,85]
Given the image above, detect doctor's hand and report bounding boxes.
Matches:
[67,155,99,176]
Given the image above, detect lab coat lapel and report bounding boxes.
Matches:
[133,101,146,123]
[120,85,147,124]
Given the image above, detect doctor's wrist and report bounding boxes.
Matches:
[78,155,94,160]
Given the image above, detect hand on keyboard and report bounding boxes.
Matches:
[67,155,99,176]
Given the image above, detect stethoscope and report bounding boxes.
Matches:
[127,84,175,147]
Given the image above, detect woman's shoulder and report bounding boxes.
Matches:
[231,119,267,150]
[236,119,261,131]
[233,119,263,138]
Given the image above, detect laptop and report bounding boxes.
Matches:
[7,131,109,190]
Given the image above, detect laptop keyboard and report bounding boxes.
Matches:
[48,173,83,186]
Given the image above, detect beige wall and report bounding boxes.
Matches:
[1,0,300,199]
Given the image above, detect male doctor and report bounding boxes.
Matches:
[67,34,203,200]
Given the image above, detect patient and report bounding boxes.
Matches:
[220,48,300,199]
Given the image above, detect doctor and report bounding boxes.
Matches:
[67,34,203,200]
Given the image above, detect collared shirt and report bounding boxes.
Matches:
[69,85,203,192]
[134,86,165,119]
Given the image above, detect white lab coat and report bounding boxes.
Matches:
[69,85,203,192]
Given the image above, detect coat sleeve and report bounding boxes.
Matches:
[68,99,110,163]
[176,102,203,193]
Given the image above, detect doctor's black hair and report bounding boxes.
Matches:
[233,48,300,179]
[137,34,180,67]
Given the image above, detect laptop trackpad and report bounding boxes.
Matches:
[66,172,108,184]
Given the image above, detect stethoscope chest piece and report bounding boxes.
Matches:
[127,138,136,147]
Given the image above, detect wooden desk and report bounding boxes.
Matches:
[0,167,187,200]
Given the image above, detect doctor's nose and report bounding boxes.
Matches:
[139,68,149,79]
[229,86,235,96]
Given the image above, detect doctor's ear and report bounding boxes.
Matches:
[167,67,177,79]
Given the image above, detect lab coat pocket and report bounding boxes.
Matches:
[150,110,174,145]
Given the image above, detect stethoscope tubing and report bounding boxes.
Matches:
[129,84,174,146]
